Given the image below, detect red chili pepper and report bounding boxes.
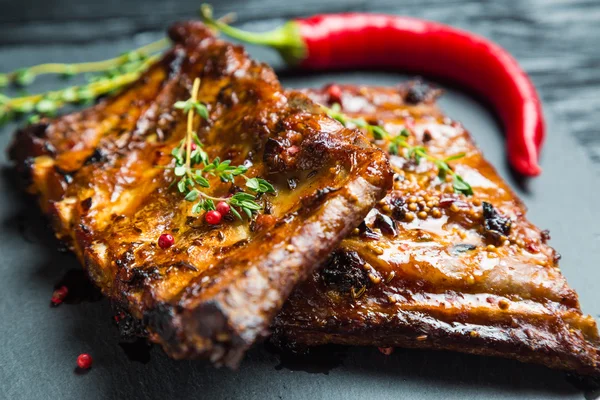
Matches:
[202,7,544,177]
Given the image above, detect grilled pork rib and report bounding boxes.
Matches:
[275,84,600,378]
[8,24,391,367]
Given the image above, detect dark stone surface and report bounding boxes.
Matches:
[0,1,599,399]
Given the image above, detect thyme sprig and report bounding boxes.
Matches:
[324,104,473,196]
[0,38,169,88]
[0,54,160,126]
[0,10,239,127]
[169,78,275,220]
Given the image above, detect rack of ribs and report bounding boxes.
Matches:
[7,23,392,368]
[274,83,600,378]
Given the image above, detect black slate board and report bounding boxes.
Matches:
[1,1,600,399]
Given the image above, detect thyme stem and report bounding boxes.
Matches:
[185,78,201,178]
[169,78,275,219]
[322,104,473,195]
[0,55,160,124]
[1,38,169,85]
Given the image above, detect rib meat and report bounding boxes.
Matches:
[274,83,600,378]
[8,24,391,367]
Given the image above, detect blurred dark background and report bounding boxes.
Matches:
[1,0,599,170]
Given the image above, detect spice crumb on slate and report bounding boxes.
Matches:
[50,286,68,306]
[76,353,93,370]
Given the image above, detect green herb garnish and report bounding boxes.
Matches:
[167,78,275,221]
[323,103,473,195]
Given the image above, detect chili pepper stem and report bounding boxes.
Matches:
[200,4,306,65]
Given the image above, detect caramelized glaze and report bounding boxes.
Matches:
[8,24,391,367]
[275,83,600,377]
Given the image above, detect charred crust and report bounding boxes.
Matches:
[541,229,551,243]
[144,303,179,347]
[8,28,394,369]
[8,123,51,184]
[120,266,162,287]
[295,136,332,171]
[315,186,339,199]
[216,83,239,107]
[404,81,438,105]
[78,223,91,234]
[390,196,407,221]
[54,166,74,184]
[564,372,600,391]
[301,187,339,211]
[319,250,370,292]
[83,148,108,165]
[167,21,213,46]
[422,130,433,143]
[374,212,397,236]
[30,123,50,138]
[114,307,147,339]
[358,221,381,240]
[80,197,92,211]
[168,261,198,272]
[115,249,136,270]
[482,201,511,242]
[287,177,298,190]
[451,243,478,255]
[263,137,289,172]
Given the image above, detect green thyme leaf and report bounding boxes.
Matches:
[191,199,216,214]
[246,177,275,194]
[0,74,8,88]
[399,128,410,138]
[35,99,57,115]
[240,200,262,211]
[174,100,189,111]
[371,126,387,140]
[0,108,13,125]
[171,147,184,165]
[198,149,210,165]
[229,192,255,203]
[61,65,77,79]
[61,87,78,103]
[330,103,342,113]
[27,114,41,124]
[199,198,215,211]
[195,103,209,120]
[174,98,209,120]
[444,153,466,162]
[16,101,34,114]
[242,206,253,219]
[184,189,199,202]
[77,86,96,103]
[407,146,426,164]
[453,174,473,196]
[14,69,35,86]
[177,178,187,193]
[124,51,142,63]
[229,192,262,217]
[215,159,231,171]
[229,206,242,220]
[174,165,187,177]
[352,118,367,128]
[191,202,203,214]
[194,171,210,187]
